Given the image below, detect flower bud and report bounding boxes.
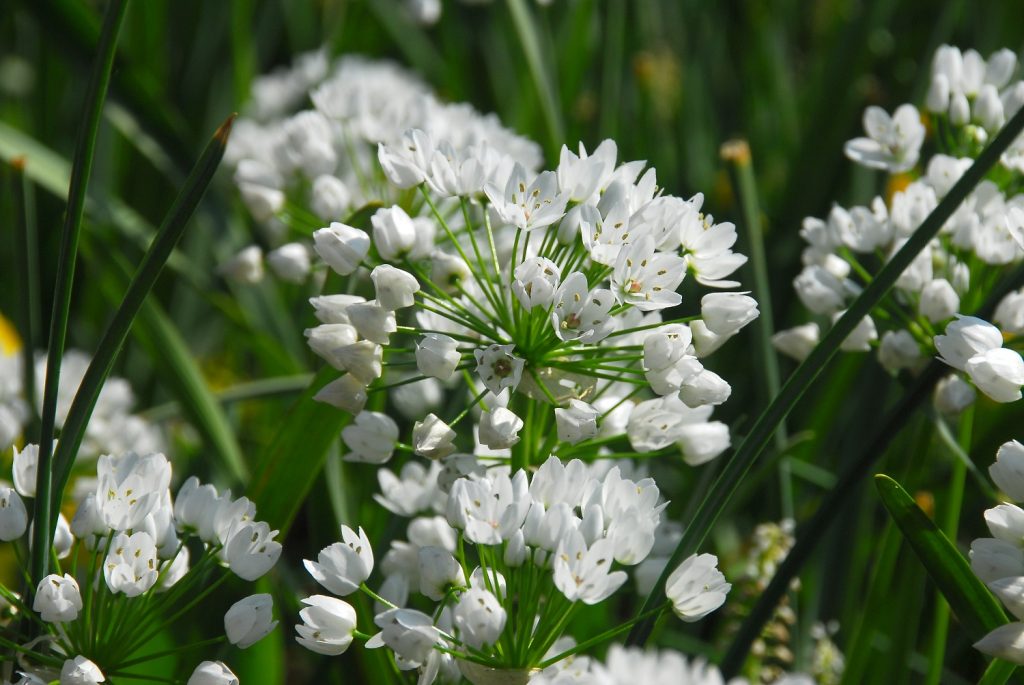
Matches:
[313,222,370,276]
[0,486,27,541]
[225,594,277,649]
[950,92,971,126]
[793,265,845,315]
[12,442,39,497]
[666,553,730,622]
[833,310,877,352]
[990,441,1024,502]
[678,369,731,408]
[61,656,105,685]
[995,289,1024,335]
[304,324,358,369]
[295,595,357,655]
[554,400,599,445]
[919,278,960,323]
[478,408,523,449]
[187,660,239,685]
[925,73,950,113]
[313,375,368,414]
[975,623,1024,665]
[975,84,1005,131]
[33,573,82,622]
[372,206,418,261]
[342,411,399,463]
[700,292,759,337]
[877,330,923,374]
[965,347,1024,403]
[935,315,1003,370]
[676,421,731,466]
[266,242,311,283]
[413,414,457,460]
[933,373,976,415]
[311,175,351,220]
[346,301,397,345]
[416,334,461,381]
[418,546,467,601]
[371,265,420,310]
[218,245,264,284]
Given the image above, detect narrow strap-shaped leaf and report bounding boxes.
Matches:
[47,115,235,527]
[874,474,1006,640]
[719,260,1024,679]
[31,0,128,585]
[626,103,1024,646]
[979,658,1018,685]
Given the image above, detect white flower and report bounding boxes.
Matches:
[104,531,159,597]
[94,451,171,532]
[304,525,374,596]
[314,375,369,413]
[935,315,1004,371]
[485,163,569,231]
[430,250,472,293]
[224,521,282,581]
[611,235,685,311]
[678,368,732,408]
[343,411,399,463]
[700,292,759,337]
[313,222,370,276]
[447,471,530,545]
[833,310,878,352]
[416,334,462,380]
[793,265,846,315]
[346,300,397,344]
[266,242,311,283]
[309,294,365,324]
[187,661,239,685]
[367,609,442,671]
[991,441,1024,502]
[372,206,419,261]
[965,347,1024,403]
[418,546,467,600]
[557,139,617,202]
[676,421,731,466]
[975,623,1024,664]
[772,323,820,362]
[551,273,615,343]
[303,324,358,369]
[474,344,525,395]
[0,486,27,541]
[60,656,104,685]
[295,595,358,655]
[427,140,487,197]
[12,442,39,497]
[878,330,924,374]
[665,553,730,622]
[642,324,702,396]
[225,594,277,649]
[371,265,420,310]
[310,174,351,219]
[375,461,443,516]
[995,289,1024,335]
[579,200,636,266]
[33,573,82,622]
[919,279,960,323]
[844,104,925,173]
[218,245,264,284]
[553,530,627,605]
[513,257,561,310]
[413,414,457,460]
[333,342,384,385]
[453,586,507,648]
[478,407,523,449]
[934,373,976,415]
[554,400,599,445]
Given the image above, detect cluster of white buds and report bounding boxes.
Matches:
[779,44,1024,412]
[0,347,163,458]
[0,449,281,683]
[293,456,728,682]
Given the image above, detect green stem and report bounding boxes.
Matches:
[47,115,235,526]
[32,0,129,588]
[628,103,1024,649]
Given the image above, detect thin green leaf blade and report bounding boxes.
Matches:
[979,658,1018,685]
[874,474,1006,641]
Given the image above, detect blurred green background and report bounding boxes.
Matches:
[2,0,1024,683]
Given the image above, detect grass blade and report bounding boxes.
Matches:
[979,658,1018,685]
[47,115,235,526]
[11,159,41,432]
[507,0,565,158]
[626,103,1024,647]
[31,0,129,586]
[874,474,1006,640]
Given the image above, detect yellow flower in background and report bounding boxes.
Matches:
[0,313,20,356]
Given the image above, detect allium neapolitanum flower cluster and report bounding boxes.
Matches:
[223,52,761,682]
[224,52,759,473]
[293,456,730,683]
[0,449,281,684]
[777,44,1024,410]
